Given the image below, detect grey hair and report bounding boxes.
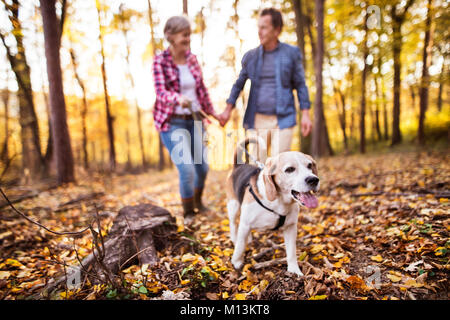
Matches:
[163,16,191,43]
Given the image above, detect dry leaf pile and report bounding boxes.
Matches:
[0,150,448,300]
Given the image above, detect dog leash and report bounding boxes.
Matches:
[241,144,265,169]
[185,100,213,124]
[245,168,286,231]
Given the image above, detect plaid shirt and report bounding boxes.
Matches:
[152,49,215,132]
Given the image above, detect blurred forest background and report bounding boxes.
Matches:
[0,0,449,186]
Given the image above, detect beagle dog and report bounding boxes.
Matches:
[226,139,319,276]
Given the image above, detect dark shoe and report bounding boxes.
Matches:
[181,197,196,225]
[194,187,210,212]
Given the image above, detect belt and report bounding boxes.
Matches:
[171,112,203,121]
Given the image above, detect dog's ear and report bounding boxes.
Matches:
[263,157,278,201]
[305,155,318,176]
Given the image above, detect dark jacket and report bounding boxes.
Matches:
[226,41,311,130]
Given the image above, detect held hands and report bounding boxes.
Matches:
[215,103,233,127]
[212,111,229,127]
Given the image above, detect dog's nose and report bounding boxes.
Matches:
[305,176,319,187]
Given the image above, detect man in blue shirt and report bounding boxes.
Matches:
[219,8,312,159]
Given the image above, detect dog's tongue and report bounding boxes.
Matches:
[299,192,318,208]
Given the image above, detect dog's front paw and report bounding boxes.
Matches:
[287,264,304,277]
[231,257,244,271]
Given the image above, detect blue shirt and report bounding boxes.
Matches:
[226,42,311,130]
[256,49,277,115]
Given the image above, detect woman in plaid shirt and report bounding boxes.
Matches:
[152,16,225,224]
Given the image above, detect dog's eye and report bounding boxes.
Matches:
[307,163,313,170]
[285,167,295,173]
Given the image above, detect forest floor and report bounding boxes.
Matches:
[0,149,449,300]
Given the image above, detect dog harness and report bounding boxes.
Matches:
[246,180,287,231]
[232,155,286,230]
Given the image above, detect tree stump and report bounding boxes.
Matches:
[42,203,176,295]
[98,203,176,273]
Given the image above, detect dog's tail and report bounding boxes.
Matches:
[233,137,267,168]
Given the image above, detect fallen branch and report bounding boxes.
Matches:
[0,184,59,209]
[55,192,105,212]
[253,257,286,270]
[252,239,283,261]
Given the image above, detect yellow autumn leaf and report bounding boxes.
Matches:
[259,279,269,290]
[222,292,229,299]
[298,251,307,261]
[370,255,383,262]
[213,247,223,256]
[404,279,423,288]
[434,247,446,256]
[181,253,197,263]
[242,263,253,273]
[308,295,328,300]
[60,290,74,299]
[5,259,23,268]
[386,274,402,282]
[175,216,184,232]
[238,279,253,291]
[310,244,325,254]
[334,253,344,259]
[234,293,246,300]
[222,248,234,257]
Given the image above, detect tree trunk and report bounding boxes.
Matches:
[118,13,147,169]
[147,0,166,170]
[390,0,416,146]
[69,46,89,169]
[0,0,43,181]
[292,0,312,154]
[126,127,132,170]
[378,54,389,140]
[0,90,9,162]
[360,12,369,153]
[391,20,402,146]
[336,87,348,151]
[292,0,307,73]
[40,0,75,184]
[348,64,355,143]
[96,1,116,172]
[418,0,434,145]
[436,67,443,112]
[374,74,382,141]
[183,0,188,15]
[312,0,333,158]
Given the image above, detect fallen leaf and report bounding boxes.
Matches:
[370,255,383,262]
[206,292,219,300]
[386,274,402,282]
[234,293,246,300]
[405,260,424,272]
[310,244,325,255]
[308,295,328,300]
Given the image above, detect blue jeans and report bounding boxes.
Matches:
[160,117,209,199]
